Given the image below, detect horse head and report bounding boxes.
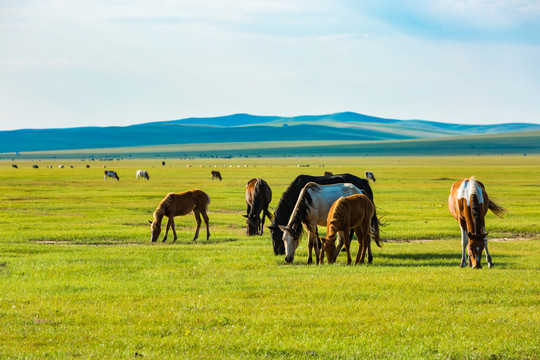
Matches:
[243,214,259,236]
[467,232,488,269]
[320,236,337,264]
[279,225,300,263]
[149,219,161,242]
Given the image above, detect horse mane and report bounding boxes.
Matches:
[468,177,485,235]
[287,184,317,237]
[153,193,175,226]
[249,179,264,217]
[328,197,348,234]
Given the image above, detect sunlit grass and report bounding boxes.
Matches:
[0,156,539,359]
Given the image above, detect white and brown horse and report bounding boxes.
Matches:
[320,194,381,265]
[365,171,376,182]
[244,178,273,236]
[448,177,505,268]
[104,170,119,181]
[149,190,210,242]
[136,169,150,180]
[279,182,366,264]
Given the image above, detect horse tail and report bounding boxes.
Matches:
[264,209,274,222]
[488,199,506,218]
[370,208,382,248]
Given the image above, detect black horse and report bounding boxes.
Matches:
[268,173,380,259]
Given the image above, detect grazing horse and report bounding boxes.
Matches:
[12,164,18,169]
[320,194,381,265]
[104,170,119,181]
[365,171,376,182]
[244,178,273,236]
[136,169,150,180]
[149,190,210,242]
[268,173,379,257]
[211,171,222,181]
[324,171,333,176]
[448,177,505,269]
[279,182,369,264]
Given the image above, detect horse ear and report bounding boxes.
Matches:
[483,232,489,238]
[148,220,153,224]
[243,215,248,218]
[278,225,289,233]
[467,232,473,239]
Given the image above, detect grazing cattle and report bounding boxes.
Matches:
[104,170,120,181]
[162,161,166,166]
[448,177,505,269]
[32,165,39,169]
[324,171,333,176]
[279,182,372,264]
[211,171,222,181]
[47,165,53,169]
[136,169,150,180]
[365,171,376,182]
[12,164,18,169]
[59,165,64,168]
[149,190,210,242]
[268,173,379,258]
[86,165,90,168]
[244,178,273,236]
[320,194,381,265]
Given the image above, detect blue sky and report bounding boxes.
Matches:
[1,0,539,130]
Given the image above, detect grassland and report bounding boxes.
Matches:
[1,156,539,359]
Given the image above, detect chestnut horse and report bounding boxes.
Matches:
[244,178,273,236]
[448,177,505,268]
[320,194,381,265]
[149,190,210,242]
[279,182,369,264]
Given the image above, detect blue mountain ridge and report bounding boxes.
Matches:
[1,112,539,153]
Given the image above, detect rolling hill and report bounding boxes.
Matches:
[1,112,539,156]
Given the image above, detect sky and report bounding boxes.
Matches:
[1,0,539,130]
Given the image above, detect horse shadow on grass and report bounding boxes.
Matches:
[376,252,511,268]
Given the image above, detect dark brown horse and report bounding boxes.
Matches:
[244,178,273,236]
[211,171,222,181]
[149,190,210,242]
[448,177,505,268]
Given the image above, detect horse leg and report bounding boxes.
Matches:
[343,230,352,265]
[333,232,344,263]
[459,221,468,267]
[170,217,178,242]
[192,209,202,242]
[354,227,364,264]
[367,240,373,264]
[485,240,493,268]
[259,209,266,236]
[201,209,210,240]
[163,217,172,242]
[307,234,313,265]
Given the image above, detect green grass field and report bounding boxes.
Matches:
[1,156,539,359]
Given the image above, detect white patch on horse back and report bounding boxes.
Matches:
[457,179,484,206]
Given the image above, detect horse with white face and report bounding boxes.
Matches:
[104,170,120,181]
[365,171,376,182]
[448,176,505,269]
[136,170,150,180]
[278,182,365,264]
